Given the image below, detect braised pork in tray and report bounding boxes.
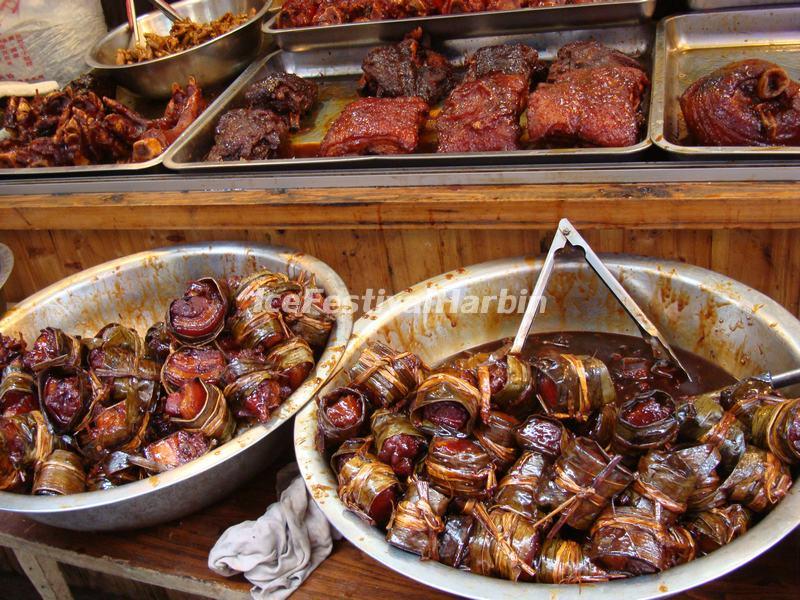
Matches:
[201,31,650,162]
[680,59,800,147]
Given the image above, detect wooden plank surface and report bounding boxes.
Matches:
[1,182,800,230]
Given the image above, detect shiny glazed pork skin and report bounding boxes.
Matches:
[319,96,429,156]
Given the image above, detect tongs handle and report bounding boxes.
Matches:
[511,218,693,382]
[126,0,144,48]
[761,367,800,390]
[147,0,183,22]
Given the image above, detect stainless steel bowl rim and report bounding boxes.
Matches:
[0,243,12,292]
[86,0,272,69]
[0,242,351,513]
[295,254,800,600]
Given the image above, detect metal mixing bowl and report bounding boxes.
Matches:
[0,242,351,531]
[295,255,800,600]
[0,243,12,316]
[86,0,271,98]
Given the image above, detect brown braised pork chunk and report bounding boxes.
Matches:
[680,59,800,146]
[465,43,542,84]
[546,39,644,82]
[278,0,439,27]
[359,28,455,105]
[526,41,649,148]
[244,73,319,130]
[436,72,528,153]
[319,96,429,156]
[0,77,205,168]
[206,108,289,161]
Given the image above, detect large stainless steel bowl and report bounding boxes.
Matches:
[86,0,271,98]
[0,243,12,316]
[0,242,351,531]
[295,255,800,600]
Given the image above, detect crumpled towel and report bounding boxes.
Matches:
[209,463,341,600]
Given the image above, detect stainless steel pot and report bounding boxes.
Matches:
[295,254,800,600]
[86,0,271,98]
[0,243,351,531]
[0,243,12,316]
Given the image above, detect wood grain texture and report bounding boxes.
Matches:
[2,228,799,316]
[1,183,800,230]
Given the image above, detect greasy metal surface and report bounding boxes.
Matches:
[295,255,800,600]
[264,0,656,51]
[165,23,654,171]
[87,0,272,98]
[0,243,12,315]
[0,243,352,531]
[649,7,800,156]
[688,0,800,9]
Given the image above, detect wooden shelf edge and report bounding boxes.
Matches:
[1,182,798,230]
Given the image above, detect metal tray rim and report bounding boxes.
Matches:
[0,242,352,514]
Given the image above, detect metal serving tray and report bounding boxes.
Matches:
[650,6,800,157]
[295,254,800,600]
[165,23,654,171]
[0,77,241,178]
[688,0,799,10]
[0,243,352,531]
[264,0,656,51]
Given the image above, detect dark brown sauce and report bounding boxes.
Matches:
[445,331,735,405]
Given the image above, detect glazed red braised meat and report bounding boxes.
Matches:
[206,108,289,161]
[0,269,333,496]
[465,43,541,83]
[680,59,800,146]
[244,73,319,130]
[320,96,429,156]
[437,73,528,153]
[0,76,205,168]
[526,41,649,148]
[359,28,455,104]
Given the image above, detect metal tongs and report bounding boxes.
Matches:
[147,0,183,22]
[126,0,145,49]
[510,218,693,382]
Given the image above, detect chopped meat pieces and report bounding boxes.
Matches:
[206,108,289,161]
[319,96,429,156]
[244,73,319,130]
[526,65,649,148]
[465,44,542,84]
[680,59,800,146]
[359,28,455,104]
[436,73,528,153]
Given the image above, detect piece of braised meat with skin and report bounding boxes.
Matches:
[359,28,455,105]
[526,64,649,148]
[547,40,645,82]
[465,44,542,85]
[319,96,429,156]
[245,73,319,130]
[206,108,289,161]
[437,72,528,153]
[680,59,800,146]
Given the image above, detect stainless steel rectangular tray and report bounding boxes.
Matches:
[649,6,800,157]
[0,79,236,177]
[264,0,656,51]
[164,23,654,171]
[688,0,799,10]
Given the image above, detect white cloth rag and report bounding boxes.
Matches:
[209,463,341,600]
